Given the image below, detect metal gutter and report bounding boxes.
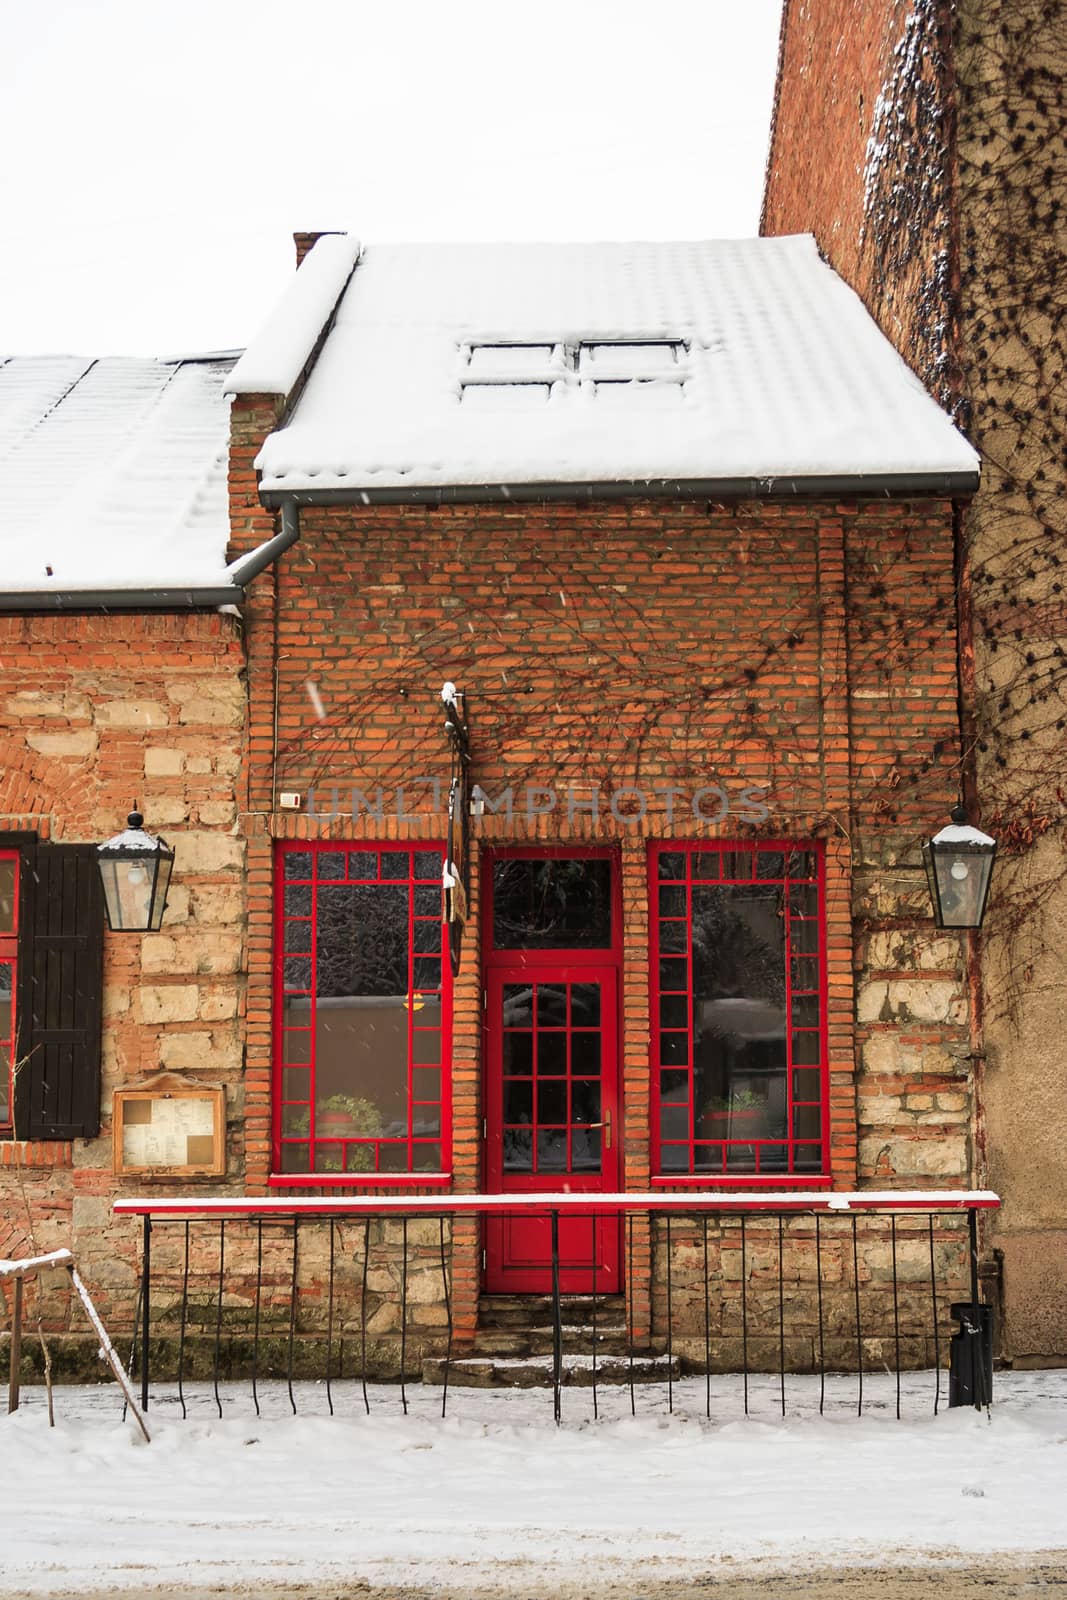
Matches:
[261,471,980,508]
[0,584,246,613]
[0,502,302,613]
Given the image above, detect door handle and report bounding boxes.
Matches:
[588,1110,612,1149]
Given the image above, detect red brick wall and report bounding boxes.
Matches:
[762,0,960,410]
[229,385,972,1344]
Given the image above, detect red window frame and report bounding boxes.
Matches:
[649,841,829,1187]
[272,841,452,1186]
[0,849,17,1134]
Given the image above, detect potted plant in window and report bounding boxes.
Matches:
[698,1089,768,1139]
[316,1094,382,1140]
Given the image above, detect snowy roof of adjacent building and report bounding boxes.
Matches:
[0,354,235,594]
[247,233,979,499]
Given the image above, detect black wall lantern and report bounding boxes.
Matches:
[96,810,175,932]
[922,805,997,929]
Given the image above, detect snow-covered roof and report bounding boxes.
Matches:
[225,234,362,398]
[0,354,235,594]
[251,234,980,498]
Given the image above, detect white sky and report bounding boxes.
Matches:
[0,0,784,358]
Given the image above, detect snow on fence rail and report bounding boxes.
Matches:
[114,1192,998,1425]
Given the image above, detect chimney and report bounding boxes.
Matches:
[293,230,342,268]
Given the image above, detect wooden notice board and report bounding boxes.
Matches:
[113,1075,225,1178]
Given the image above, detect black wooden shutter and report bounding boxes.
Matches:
[16,843,104,1140]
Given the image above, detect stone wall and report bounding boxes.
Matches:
[0,611,247,1348]
[761,0,1067,1363]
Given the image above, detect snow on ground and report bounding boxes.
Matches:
[2,1370,1065,1596]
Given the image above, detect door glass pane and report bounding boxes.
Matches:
[504,1127,533,1172]
[537,1081,567,1124]
[0,857,16,933]
[536,985,567,1028]
[492,858,612,949]
[537,1129,568,1171]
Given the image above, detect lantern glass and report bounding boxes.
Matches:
[97,815,175,932]
[922,820,996,930]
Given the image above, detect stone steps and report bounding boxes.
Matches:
[420,1292,671,1387]
[422,1351,679,1388]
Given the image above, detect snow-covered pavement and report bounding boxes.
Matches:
[2,1370,1065,1596]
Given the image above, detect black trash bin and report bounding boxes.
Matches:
[949,1301,994,1409]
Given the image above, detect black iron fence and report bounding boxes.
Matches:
[113,1191,998,1423]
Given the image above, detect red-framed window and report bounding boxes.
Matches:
[650,842,828,1181]
[273,842,451,1180]
[0,850,18,1132]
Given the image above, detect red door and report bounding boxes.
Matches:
[484,965,621,1293]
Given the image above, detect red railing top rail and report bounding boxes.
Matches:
[113,1189,1001,1220]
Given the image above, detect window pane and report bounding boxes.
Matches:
[658,851,685,880]
[492,858,612,949]
[790,918,820,955]
[414,850,442,879]
[660,1104,689,1140]
[281,1104,310,1137]
[413,1142,442,1172]
[282,1023,312,1062]
[660,1069,689,1104]
[413,920,442,953]
[282,1066,310,1101]
[690,884,787,1162]
[792,1031,821,1065]
[414,884,441,916]
[348,851,377,880]
[284,956,312,990]
[285,884,311,917]
[282,852,311,880]
[660,1031,688,1065]
[284,920,312,953]
[0,859,14,933]
[659,885,686,917]
[659,957,687,991]
[660,993,688,1029]
[793,1067,821,1102]
[280,1142,310,1173]
[755,851,786,879]
[381,852,409,880]
[378,1143,410,1172]
[660,1142,689,1171]
[412,1067,441,1101]
[659,920,687,954]
[0,964,12,1002]
[313,882,409,1146]
[318,851,346,880]
[793,1105,822,1140]
[412,1029,441,1065]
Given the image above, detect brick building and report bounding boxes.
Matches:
[0,354,288,1341]
[763,0,1067,1364]
[217,232,983,1363]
